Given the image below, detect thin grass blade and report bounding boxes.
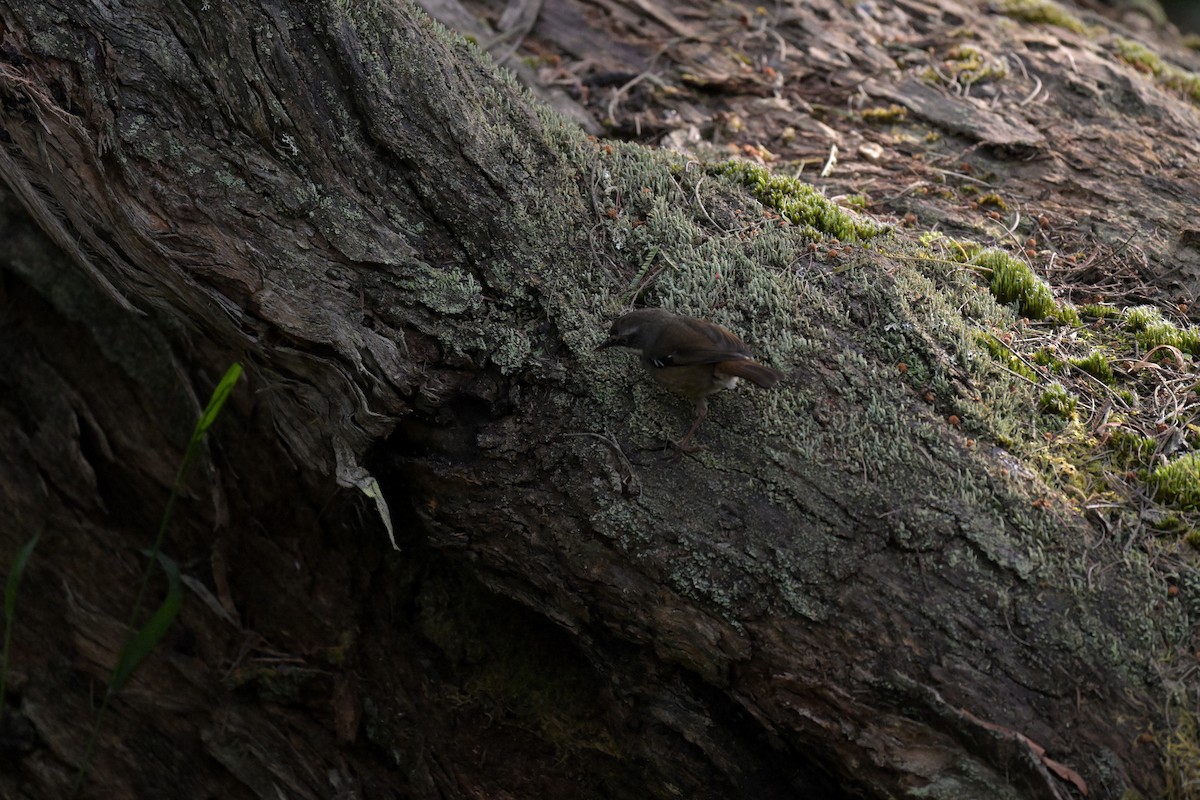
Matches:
[193,362,242,440]
[109,553,182,693]
[2,529,42,723]
[4,530,41,622]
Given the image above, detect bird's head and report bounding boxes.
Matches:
[596,308,672,352]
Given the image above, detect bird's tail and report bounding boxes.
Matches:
[717,360,781,389]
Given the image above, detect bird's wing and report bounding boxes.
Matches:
[649,318,753,366]
[651,349,751,367]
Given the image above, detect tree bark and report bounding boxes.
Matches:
[0,1,1193,798]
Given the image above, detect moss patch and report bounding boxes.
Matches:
[971,247,1057,320]
[861,105,908,123]
[883,233,1200,554]
[1123,306,1200,355]
[999,0,1093,35]
[1069,351,1114,383]
[1152,453,1200,510]
[712,160,889,241]
[1113,36,1200,105]
[1040,383,1077,417]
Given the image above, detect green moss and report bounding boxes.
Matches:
[1114,37,1165,77]
[842,193,870,210]
[1040,383,1077,417]
[1151,513,1184,532]
[1124,305,1161,332]
[1162,69,1200,104]
[322,631,355,666]
[1070,351,1114,383]
[941,45,1009,86]
[981,334,1037,380]
[1031,348,1060,368]
[1142,320,1200,355]
[861,105,908,123]
[975,192,1008,211]
[1114,37,1200,104]
[712,160,888,241]
[1152,452,1200,510]
[1123,306,1200,355]
[1108,429,1156,467]
[999,0,1092,35]
[893,242,1192,537]
[1056,303,1081,326]
[971,248,1056,319]
[1080,303,1120,319]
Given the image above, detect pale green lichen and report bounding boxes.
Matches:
[489,328,532,374]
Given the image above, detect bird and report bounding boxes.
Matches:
[597,308,781,449]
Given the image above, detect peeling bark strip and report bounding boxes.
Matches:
[0,1,1188,798]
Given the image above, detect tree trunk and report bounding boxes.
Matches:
[0,1,1194,798]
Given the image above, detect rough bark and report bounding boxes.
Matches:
[0,1,1194,799]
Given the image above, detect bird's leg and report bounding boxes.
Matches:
[673,398,708,451]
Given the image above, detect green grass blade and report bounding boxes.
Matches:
[4,529,41,622]
[74,363,241,796]
[193,362,242,439]
[109,552,182,693]
[2,529,42,724]
[127,361,242,642]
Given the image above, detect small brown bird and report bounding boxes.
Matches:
[598,308,781,448]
